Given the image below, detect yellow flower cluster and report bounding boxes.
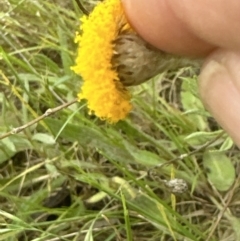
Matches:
[72,0,132,123]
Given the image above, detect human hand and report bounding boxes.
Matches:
[122,0,240,146]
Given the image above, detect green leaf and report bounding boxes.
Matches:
[203,150,235,191]
[85,191,108,204]
[184,131,222,146]
[45,118,133,163]
[0,136,32,164]
[2,138,16,153]
[181,78,207,131]
[123,142,164,167]
[220,137,234,151]
[84,222,94,241]
[131,149,163,166]
[32,133,55,145]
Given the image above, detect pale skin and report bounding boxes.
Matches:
[122,0,240,146]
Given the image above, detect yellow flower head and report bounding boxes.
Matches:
[72,0,132,123]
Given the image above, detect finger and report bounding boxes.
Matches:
[199,49,240,146]
[122,0,214,56]
[170,0,240,51]
[122,0,240,56]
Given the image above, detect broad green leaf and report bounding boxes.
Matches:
[2,138,16,153]
[85,191,108,204]
[32,133,55,145]
[131,149,163,166]
[0,136,32,164]
[185,130,222,146]
[220,137,234,151]
[45,118,133,163]
[203,150,235,191]
[124,142,165,167]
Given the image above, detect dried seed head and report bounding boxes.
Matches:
[163,178,188,194]
[112,32,201,86]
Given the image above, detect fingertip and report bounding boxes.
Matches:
[199,50,240,147]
